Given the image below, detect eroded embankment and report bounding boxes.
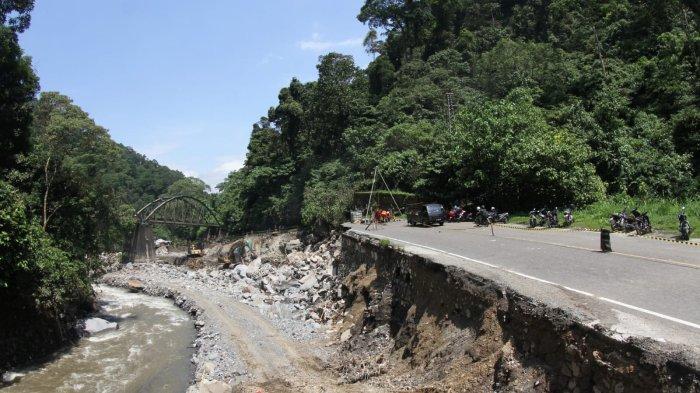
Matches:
[333,232,700,392]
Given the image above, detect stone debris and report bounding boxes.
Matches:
[188,378,233,393]
[100,230,346,389]
[166,232,347,329]
[97,252,122,274]
[340,329,352,342]
[155,245,169,256]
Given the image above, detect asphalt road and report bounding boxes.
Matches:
[346,221,700,354]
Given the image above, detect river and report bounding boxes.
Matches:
[4,285,195,393]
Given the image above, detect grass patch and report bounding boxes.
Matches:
[379,239,391,247]
[508,196,698,233]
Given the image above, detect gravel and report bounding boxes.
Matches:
[99,232,346,388]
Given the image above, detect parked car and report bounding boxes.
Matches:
[407,203,445,226]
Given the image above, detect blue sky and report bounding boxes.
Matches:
[20,1,372,189]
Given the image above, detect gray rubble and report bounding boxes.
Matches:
[100,231,346,390]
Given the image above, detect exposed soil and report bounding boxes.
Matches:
[95,229,699,392]
[333,232,700,392]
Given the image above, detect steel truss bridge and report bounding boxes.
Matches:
[129,195,222,261]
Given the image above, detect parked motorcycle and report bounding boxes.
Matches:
[610,209,633,232]
[562,208,574,227]
[528,208,539,228]
[488,207,509,223]
[545,207,559,228]
[529,208,552,227]
[446,207,462,222]
[679,207,693,241]
[446,206,471,222]
[631,208,652,235]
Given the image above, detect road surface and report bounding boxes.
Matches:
[346,221,700,355]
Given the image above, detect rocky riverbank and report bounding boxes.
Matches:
[100,231,354,392]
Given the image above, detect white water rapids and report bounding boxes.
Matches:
[4,285,195,393]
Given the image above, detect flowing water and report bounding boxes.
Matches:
[4,285,195,393]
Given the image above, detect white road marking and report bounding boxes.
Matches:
[562,286,594,297]
[600,298,700,330]
[351,229,700,330]
[503,269,555,285]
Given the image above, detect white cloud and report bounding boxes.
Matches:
[298,33,363,51]
[214,157,245,174]
[140,141,181,160]
[193,155,246,191]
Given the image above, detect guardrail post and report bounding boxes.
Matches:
[601,229,612,252]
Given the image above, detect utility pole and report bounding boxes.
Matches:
[365,167,378,230]
[445,91,456,132]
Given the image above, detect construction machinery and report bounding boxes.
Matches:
[187,243,203,257]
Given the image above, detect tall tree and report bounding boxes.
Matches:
[0,0,39,171]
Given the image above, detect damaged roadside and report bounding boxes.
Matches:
[334,231,700,392]
[100,228,699,392]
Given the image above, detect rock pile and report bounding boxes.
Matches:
[184,232,346,328]
[98,252,122,274]
[100,231,350,391]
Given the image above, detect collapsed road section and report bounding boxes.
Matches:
[94,227,699,392]
[335,230,700,392]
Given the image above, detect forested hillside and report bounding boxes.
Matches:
[7,92,187,259]
[218,0,699,232]
[0,2,186,367]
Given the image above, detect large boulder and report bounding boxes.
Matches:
[340,329,353,342]
[231,264,248,279]
[247,257,262,277]
[196,379,232,393]
[84,317,118,334]
[2,371,25,385]
[284,239,302,253]
[298,273,318,291]
[127,279,144,292]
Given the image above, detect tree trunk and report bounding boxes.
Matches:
[43,156,52,230]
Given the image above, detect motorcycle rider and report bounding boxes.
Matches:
[475,205,490,225]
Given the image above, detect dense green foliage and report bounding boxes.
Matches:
[218,0,698,232]
[8,92,186,259]
[0,2,187,365]
[0,180,92,319]
[0,15,39,170]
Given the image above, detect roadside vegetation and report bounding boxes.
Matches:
[216,0,699,234]
[510,197,699,232]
